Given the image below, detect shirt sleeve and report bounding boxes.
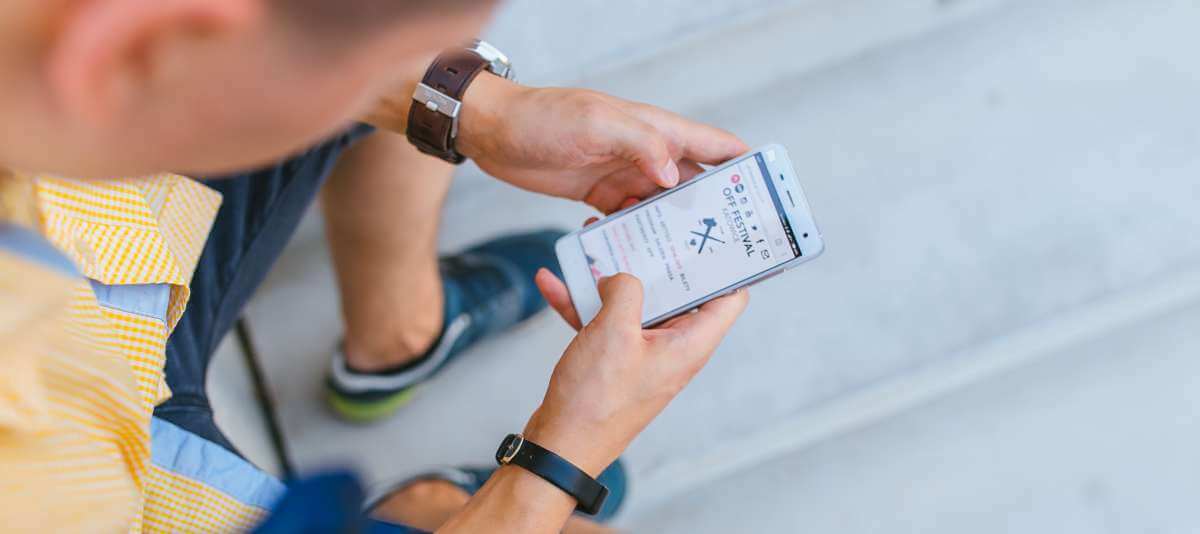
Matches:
[0,246,140,532]
[0,249,75,432]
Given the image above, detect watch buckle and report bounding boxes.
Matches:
[499,434,524,464]
[413,83,462,119]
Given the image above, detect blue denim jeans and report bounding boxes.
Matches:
[155,125,422,532]
[154,124,374,455]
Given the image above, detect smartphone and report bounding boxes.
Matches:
[555,144,825,327]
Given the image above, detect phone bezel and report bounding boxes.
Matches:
[555,144,824,327]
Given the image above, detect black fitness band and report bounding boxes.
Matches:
[495,434,608,515]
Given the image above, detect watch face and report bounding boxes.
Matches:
[471,40,514,81]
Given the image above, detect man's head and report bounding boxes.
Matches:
[0,0,495,178]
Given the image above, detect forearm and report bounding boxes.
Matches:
[361,77,420,134]
[436,465,576,534]
[359,51,438,134]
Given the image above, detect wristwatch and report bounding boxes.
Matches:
[407,40,514,164]
[495,433,609,516]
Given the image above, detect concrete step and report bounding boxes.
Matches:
[628,295,1200,533]
[489,0,1013,109]
[215,0,1200,529]
[207,333,284,477]
[283,0,1016,246]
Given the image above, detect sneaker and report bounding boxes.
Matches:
[326,229,565,423]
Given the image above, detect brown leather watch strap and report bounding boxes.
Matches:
[407,49,491,164]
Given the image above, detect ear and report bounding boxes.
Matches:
[45,0,260,126]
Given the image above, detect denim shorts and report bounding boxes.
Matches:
[153,124,374,455]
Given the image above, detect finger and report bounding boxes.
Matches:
[607,113,680,188]
[583,216,600,227]
[582,168,662,213]
[625,106,749,166]
[584,159,704,213]
[656,309,695,330]
[619,197,639,210]
[677,159,705,183]
[592,273,645,332]
[681,125,750,166]
[535,268,583,330]
[652,289,744,331]
[656,289,749,350]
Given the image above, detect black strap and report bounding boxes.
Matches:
[496,434,608,515]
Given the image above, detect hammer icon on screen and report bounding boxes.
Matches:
[689,217,725,254]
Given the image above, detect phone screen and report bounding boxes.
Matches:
[577,152,803,322]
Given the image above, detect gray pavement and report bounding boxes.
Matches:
[211,0,1200,530]
[631,299,1200,533]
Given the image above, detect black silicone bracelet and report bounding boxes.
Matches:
[495,434,608,515]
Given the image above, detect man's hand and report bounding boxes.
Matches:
[523,272,749,475]
[361,65,750,534]
[457,75,748,213]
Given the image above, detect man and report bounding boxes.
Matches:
[0,0,749,532]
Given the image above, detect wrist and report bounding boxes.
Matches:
[456,73,524,160]
[523,406,619,477]
[440,465,575,533]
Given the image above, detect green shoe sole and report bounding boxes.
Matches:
[326,386,419,424]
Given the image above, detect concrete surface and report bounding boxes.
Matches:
[212,0,1200,530]
[631,300,1200,533]
[487,0,1010,106]
[208,333,283,477]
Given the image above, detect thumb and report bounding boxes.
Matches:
[592,273,645,331]
[608,115,679,188]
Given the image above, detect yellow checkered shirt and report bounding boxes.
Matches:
[0,171,273,532]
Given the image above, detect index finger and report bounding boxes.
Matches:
[625,105,749,166]
[681,123,750,166]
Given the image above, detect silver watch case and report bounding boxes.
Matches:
[470,39,515,82]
